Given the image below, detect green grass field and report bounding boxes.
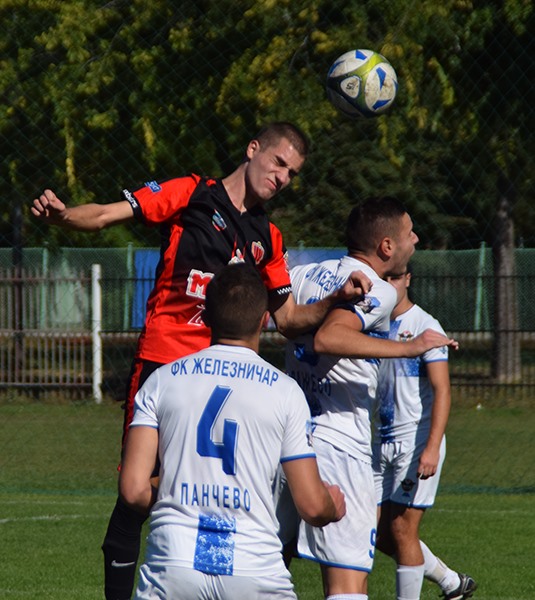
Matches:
[1,401,534,599]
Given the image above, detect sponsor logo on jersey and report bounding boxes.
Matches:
[186,269,214,299]
[212,210,227,231]
[111,560,136,568]
[398,330,414,342]
[188,304,206,326]
[251,241,265,264]
[145,180,162,193]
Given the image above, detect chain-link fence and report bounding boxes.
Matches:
[0,7,532,385]
[1,0,534,550]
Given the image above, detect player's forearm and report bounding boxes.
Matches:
[426,364,452,451]
[279,299,333,338]
[427,392,450,450]
[56,204,117,231]
[314,325,414,358]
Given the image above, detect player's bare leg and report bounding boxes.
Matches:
[391,504,425,600]
[321,564,368,599]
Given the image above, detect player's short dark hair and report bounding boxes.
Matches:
[255,122,310,157]
[205,263,268,339]
[346,196,407,254]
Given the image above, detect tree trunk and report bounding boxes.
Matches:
[491,175,521,383]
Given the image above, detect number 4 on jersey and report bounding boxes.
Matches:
[197,385,239,475]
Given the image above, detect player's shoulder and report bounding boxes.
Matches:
[290,259,345,303]
[403,303,445,334]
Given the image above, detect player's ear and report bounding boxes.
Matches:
[378,236,393,260]
[246,139,260,160]
[261,311,271,330]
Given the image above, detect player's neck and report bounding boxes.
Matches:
[348,253,382,277]
[211,336,260,354]
[222,164,255,214]
[392,297,414,319]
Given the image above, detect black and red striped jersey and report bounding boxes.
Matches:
[122,174,291,363]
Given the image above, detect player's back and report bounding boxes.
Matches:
[132,343,314,578]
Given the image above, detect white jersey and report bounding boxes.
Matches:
[374,303,448,442]
[131,344,315,578]
[287,256,397,463]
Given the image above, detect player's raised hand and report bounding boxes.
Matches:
[409,328,459,356]
[323,481,346,522]
[31,189,68,224]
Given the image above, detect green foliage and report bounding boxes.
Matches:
[0,0,533,248]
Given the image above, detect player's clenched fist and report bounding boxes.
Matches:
[31,189,67,224]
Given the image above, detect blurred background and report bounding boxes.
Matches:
[0,0,533,409]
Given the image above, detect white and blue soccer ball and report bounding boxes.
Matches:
[326,49,398,118]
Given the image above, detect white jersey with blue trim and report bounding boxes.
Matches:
[375,303,449,442]
[287,256,397,463]
[131,344,315,577]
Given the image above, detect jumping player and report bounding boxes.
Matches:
[31,122,368,600]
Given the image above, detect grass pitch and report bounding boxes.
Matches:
[1,401,534,599]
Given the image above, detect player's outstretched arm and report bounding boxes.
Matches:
[314,309,459,358]
[282,457,346,527]
[119,426,159,515]
[271,269,372,339]
[31,188,134,231]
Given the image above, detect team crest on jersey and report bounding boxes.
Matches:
[251,241,265,264]
[398,330,414,342]
[145,180,162,193]
[212,210,227,231]
[356,295,381,314]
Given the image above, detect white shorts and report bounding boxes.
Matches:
[297,437,377,572]
[373,435,446,508]
[134,563,297,599]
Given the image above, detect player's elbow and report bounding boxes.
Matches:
[297,499,336,528]
[119,479,151,514]
[313,329,332,354]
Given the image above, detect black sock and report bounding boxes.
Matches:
[102,496,148,600]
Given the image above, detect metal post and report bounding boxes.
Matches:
[92,264,103,404]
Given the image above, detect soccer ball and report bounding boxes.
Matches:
[326,49,398,118]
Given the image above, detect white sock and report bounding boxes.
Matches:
[420,540,461,592]
[396,564,425,600]
[326,595,367,600]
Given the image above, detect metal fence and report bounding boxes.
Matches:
[1,254,534,405]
